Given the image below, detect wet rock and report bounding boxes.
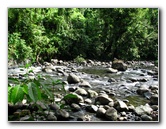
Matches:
[47,114,57,121]
[79,80,92,88]
[57,68,68,76]
[74,88,88,96]
[149,85,158,90]
[87,59,95,65]
[64,93,84,104]
[20,115,32,121]
[108,92,116,97]
[71,103,81,111]
[108,101,114,107]
[103,105,111,110]
[141,114,153,121]
[120,111,126,116]
[112,60,127,71]
[84,98,92,104]
[135,103,153,115]
[108,78,117,83]
[138,78,149,82]
[114,99,128,111]
[20,109,31,117]
[67,73,80,84]
[96,107,106,118]
[43,68,53,73]
[118,117,126,121]
[151,105,158,111]
[49,104,60,111]
[150,94,158,105]
[68,87,77,92]
[147,70,156,75]
[36,101,48,110]
[105,107,118,121]
[51,59,58,65]
[128,77,138,82]
[88,89,98,98]
[56,109,70,120]
[95,94,114,105]
[128,104,135,112]
[136,85,149,96]
[86,105,98,113]
[106,68,118,73]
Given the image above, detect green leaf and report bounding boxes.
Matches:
[27,82,41,102]
[8,86,13,102]
[25,63,31,69]
[40,82,53,99]
[22,84,28,94]
[10,85,24,104]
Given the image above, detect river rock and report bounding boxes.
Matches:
[47,114,57,121]
[106,68,118,73]
[88,89,98,98]
[149,85,158,90]
[151,105,158,111]
[84,98,92,104]
[114,99,128,111]
[43,68,53,73]
[105,107,118,121]
[112,60,127,71]
[108,78,117,83]
[56,109,70,120]
[150,94,158,105]
[67,73,80,84]
[86,105,98,113]
[57,68,68,76]
[74,88,88,96]
[79,80,92,88]
[136,85,149,96]
[64,93,84,104]
[36,101,48,110]
[49,103,60,111]
[71,103,81,111]
[128,104,135,112]
[96,107,106,118]
[135,103,153,115]
[51,59,58,65]
[20,115,32,121]
[141,114,153,121]
[95,94,114,105]
[87,59,95,65]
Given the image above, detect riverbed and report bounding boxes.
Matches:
[8,60,159,121]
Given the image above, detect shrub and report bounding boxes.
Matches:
[74,55,86,64]
[8,33,32,63]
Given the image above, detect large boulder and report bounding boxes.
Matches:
[67,73,80,84]
[112,60,127,71]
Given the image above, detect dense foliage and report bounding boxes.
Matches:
[8,8,158,63]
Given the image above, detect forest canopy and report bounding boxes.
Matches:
[8,8,158,63]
